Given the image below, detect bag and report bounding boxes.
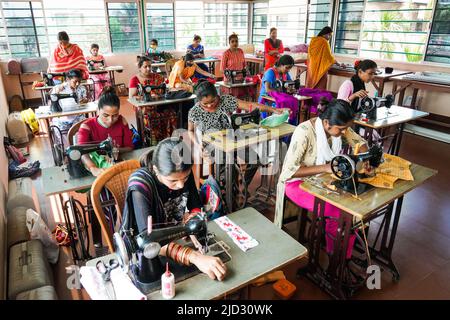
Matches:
[199,175,225,220]
[20,57,48,73]
[21,108,40,135]
[26,209,59,264]
[131,124,142,149]
[9,95,25,113]
[165,90,192,100]
[4,137,26,164]
[260,111,289,128]
[7,112,29,145]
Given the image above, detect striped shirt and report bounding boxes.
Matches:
[221,48,246,71]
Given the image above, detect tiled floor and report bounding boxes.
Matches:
[28,97,450,300]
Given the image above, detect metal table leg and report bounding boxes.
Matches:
[58,193,80,263]
[225,150,234,213]
[393,123,405,156]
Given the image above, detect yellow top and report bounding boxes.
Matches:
[306,36,335,89]
[168,60,197,87]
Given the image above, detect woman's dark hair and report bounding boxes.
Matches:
[57,31,69,42]
[270,27,277,34]
[356,59,378,73]
[98,86,120,110]
[317,26,333,37]
[228,33,239,43]
[150,39,158,45]
[318,98,355,126]
[152,137,193,176]
[184,53,195,62]
[66,69,82,79]
[275,54,295,67]
[195,80,218,100]
[137,55,151,68]
[91,43,99,50]
[193,35,202,41]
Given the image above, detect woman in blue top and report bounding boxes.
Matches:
[258,55,295,117]
[187,35,209,79]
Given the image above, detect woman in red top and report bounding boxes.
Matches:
[264,28,284,71]
[78,86,134,176]
[129,56,165,100]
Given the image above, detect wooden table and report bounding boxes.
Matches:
[85,207,308,300]
[35,102,98,165]
[295,63,412,96]
[216,80,258,101]
[354,105,429,155]
[203,123,296,212]
[88,65,124,88]
[261,94,312,123]
[41,146,154,263]
[298,163,437,299]
[245,54,264,75]
[128,95,197,147]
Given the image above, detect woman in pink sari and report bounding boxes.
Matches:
[86,43,110,100]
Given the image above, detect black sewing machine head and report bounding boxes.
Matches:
[42,72,65,87]
[331,144,384,195]
[137,83,167,102]
[50,92,78,112]
[114,214,209,291]
[274,79,300,94]
[65,137,114,178]
[87,59,104,71]
[359,94,394,120]
[230,108,261,130]
[224,69,247,84]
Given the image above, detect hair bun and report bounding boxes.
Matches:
[317,97,331,114]
[101,86,115,95]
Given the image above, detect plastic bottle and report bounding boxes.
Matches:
[161,262,175,299]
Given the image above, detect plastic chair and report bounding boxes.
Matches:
[90,159,141,251]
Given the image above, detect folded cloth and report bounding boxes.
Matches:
[268,91,299,124]
[80,266,146,300]
[214,216,258,252]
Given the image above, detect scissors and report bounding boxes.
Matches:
[96,259,119,300]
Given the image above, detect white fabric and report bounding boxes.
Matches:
[314,118,342,165]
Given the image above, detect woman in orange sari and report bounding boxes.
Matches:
[306,26,340,89]
[264,27,284,71]
[48,31,89,79]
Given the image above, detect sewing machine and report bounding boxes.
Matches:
[359,94,394,120]
[274,79,300,94]
[42,72,65,87]
[50,92,78,112]
[331,145,384,195]
[224,69,247,84]
[87,59,105,71]
[66,137,114,178]
[114,214,230,293]
[137,83,167,102]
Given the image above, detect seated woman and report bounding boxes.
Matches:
[264,27,284,71]
[168,53,215,93]
[122,137,227,281]
[77,86,134,177]
[337,59,379,113]
[48,31,88,80]
[274,99,368,260]
[146,38,159,56]
[129,56,165,100]
[50,68,88,131]
[187,35,209,79]
[86,43,110,100]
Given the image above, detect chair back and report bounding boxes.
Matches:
[67,118,89,146]
[165,59,178,78]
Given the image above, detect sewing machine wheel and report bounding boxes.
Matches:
[64,197,91,261]
[360,97,375,114]
[331,155,355,181]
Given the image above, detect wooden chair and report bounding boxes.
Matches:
[165,58,178,79]
[90,159,141,251]
[67,118,89,146]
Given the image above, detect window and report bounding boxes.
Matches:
[228,3,249,45]
[107,2,140,53]
[425,0,450,64]
[306,0,332,41]
[175,1,203,49]
[43,0,109,55]
[267,0,308,46]
[146,2,175,51]
[252,1,268,48]
[203,3,227,48]
[335,0,364,55]
[361,0,434,62]
[0,1,48,58]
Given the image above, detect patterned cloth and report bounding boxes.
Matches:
[86,54,110,100]
[221,48,246,71]
[168,60,197,88]
[49,43,88,79]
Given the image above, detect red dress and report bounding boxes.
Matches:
[264,39,284,71]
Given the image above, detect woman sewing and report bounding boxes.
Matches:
[274,99,368,260]
[48,31,89,79]
[306,26,339,89]
[168,53,215,93]
[77,86,134,177]
[264,28,284,71]
[129,56,165,100]
[337,59,379,112]
[187,35,210,79]
[86,43,110,100]
[122,137,227,281]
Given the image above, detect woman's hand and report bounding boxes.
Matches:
[273,108,290,115]
[324,163,333,174]
[350,90,369,101]
[90,167,105,177]
[190,252,227,281]
[79,98,88,104]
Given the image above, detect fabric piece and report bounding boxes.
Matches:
[214,216,259,252]
[285,180,356,259]
[48,43,88,79]
[268,91,298,124]
[258,68,292,104]
[306,36,335,89]
[298,88,333,115]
